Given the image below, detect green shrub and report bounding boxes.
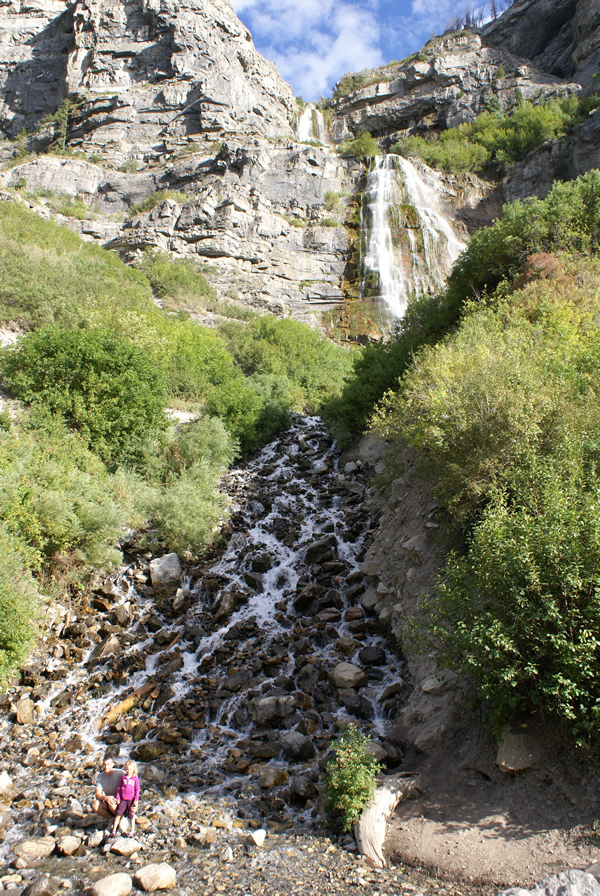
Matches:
[333,74,366,99]
[391,95,600,175]
[129,190,187,217]
[338,131,380,161]
[0,525,39,681]
[1,326,168,466]
[219,315,353,411]
[324,724,382,831]
[138,250,216,312]
[425,452,600,744]
[0,413,148,575]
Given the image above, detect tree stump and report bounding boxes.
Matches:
[354,773,421,867]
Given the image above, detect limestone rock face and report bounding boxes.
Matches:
[106,140,358,321]
[483,0,600,91]
[0,0,295,143]
[330,32,579,144]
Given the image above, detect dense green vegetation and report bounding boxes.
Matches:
[330,166,600,744]
[391,95,599,175]
[0,200,352,681]
[324,724,381,831]
[338,131,381,161]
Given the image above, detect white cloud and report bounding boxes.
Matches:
[231,0,384,99]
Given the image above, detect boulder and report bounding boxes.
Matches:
[56,835,81,856]
[496,728,544,773]
[250,695,296,726]
[12,837,55,859]
[258,767,288,788]
[499,871,600,896]
[280,731,316,761]
[90,873,132,896]
[329,662,368,689]
[111,836,143,856]
[25,877,62,896]
[149,553,181,594]
[133,863,177,892]
[16,696,35,725]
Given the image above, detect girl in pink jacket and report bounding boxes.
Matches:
[111,759,140,838]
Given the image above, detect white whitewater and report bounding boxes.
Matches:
[361,154,466,319]
[297,103,328,143]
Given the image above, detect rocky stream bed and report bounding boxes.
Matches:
[0,415,479,896]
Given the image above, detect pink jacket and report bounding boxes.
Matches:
[116,774,140,803]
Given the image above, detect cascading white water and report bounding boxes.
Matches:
[361,154,466,319]
[297,104,328,143]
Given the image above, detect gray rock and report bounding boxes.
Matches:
[250,695,296,726]
[149,553,182,594]
[16,696,35,725]
[133,863,177,892]
[89,873,132,896]
[12,837,56,859]
[280,731,316,761]
[499,871,600,896]
[329,662,368,689]
[25,877,61,896]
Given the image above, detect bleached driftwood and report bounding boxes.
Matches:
[100,679,158,728]
[354,773,421,868]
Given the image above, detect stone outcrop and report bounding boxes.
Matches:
[483,0,600,92]
[0,0,295,146]
[330,32,580,145]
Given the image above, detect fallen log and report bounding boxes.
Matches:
[354,773,421,868]
[99,680,158,728]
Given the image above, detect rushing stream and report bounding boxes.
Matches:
[0,416,405,853]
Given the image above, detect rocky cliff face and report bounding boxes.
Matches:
[0,0,295,146]
[330,32,579,145]
[483,0,600,91]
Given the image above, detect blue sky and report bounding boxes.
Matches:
[231,0,491,101]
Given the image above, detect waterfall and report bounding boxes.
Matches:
[297,103,328,143]
[361,154,466,320]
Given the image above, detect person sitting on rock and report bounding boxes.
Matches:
[111,758,140,838]
[92,754,124,828]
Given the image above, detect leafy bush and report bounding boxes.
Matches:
[0,525,39,681]
[426,451,600,744]
[129,190,187,217]
[391,95,599,175]
[324,724,382,831]
[138,250,216,312]
[1,326,168,465]
[219,315,353,411]
[338,131,381,161]
[374,260,600,742]
[333,74,366,99]
[0,413,148,575]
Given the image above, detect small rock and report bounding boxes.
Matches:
[111,836,143,856]
[0,770,13,795]
[16,696,35,725]
[133,863,176,892]
[89,872,133,896]
[247,829,267,847]
[56,835,80,856]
